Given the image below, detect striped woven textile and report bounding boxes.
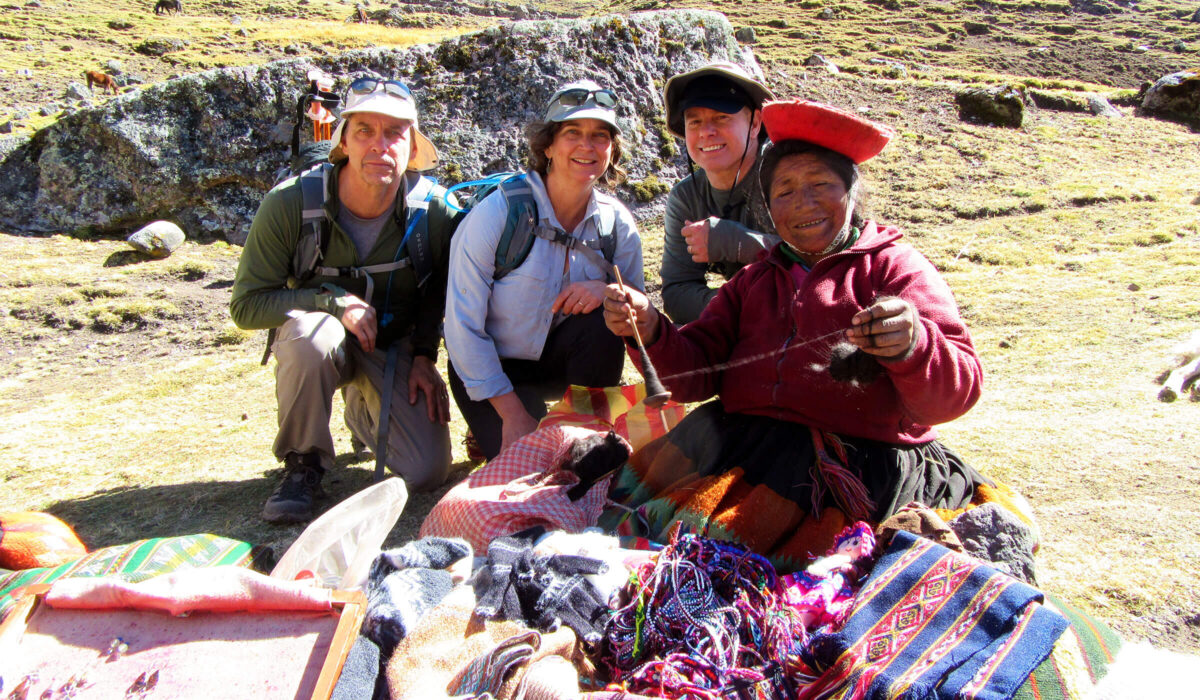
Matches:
[0,533,254,621]
[802,531,1069,700]
[1012,592,1122,700]
[539,384,687,452]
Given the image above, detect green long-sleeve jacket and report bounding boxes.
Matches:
[660,150,779,325]
[230,163,459,359]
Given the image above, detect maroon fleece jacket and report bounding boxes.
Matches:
[642,221,982,445]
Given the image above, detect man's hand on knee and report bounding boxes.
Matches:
[339,294,378,353]
[409,356,450,424]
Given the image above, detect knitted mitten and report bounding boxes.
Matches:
[363,537,470,656]
[534,554,611,645]
[378,536,471,571]
[364,567,454,655]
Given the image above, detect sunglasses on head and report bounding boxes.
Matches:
[552,88,618,109]
[347,77,413,101]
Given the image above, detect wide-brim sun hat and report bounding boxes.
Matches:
[760,99,895,164]
[663,61,775,138]
[329,86,439,171]
[544,79,622,134]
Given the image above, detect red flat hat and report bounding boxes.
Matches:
[761,99,895,164]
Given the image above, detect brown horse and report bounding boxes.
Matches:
[84,70,120,96]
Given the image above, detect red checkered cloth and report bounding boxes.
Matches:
[420,424,624,552]
[421,385,685,553]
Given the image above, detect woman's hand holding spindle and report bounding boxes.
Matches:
[603,284,660,345]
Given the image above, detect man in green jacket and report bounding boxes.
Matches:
[660,62,780,325]
[231,78,457,523]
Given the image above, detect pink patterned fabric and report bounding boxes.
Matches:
[420,425,625,552]
[778,522,876,632]
[45,567,332,615]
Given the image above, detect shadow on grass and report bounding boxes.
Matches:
[102,250,151,268]
[43,455,476,557]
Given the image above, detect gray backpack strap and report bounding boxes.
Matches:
[530,223,617,282]
[596,204,617,264]
[293,163,334,282]
[312,259,410,308]
[310,174,438,303]
[374,343,400,483]
[493,175,539,281]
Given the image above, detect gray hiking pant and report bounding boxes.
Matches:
[271,311,451,492]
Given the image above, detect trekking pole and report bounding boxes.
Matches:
[612,266,671,407]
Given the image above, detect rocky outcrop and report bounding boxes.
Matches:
[1141,68,1200,129]
[0,10,759,244]
[955,85,1032,128]
[1071,0,1128,16]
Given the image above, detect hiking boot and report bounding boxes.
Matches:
[349,435,374,462]
[261,452,326,524]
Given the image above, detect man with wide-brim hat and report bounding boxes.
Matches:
[232,77,459,523]
[659,61,780,325]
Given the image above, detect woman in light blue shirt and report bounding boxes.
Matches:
[445,80,644,460]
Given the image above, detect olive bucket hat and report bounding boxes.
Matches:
[663,61,775,138]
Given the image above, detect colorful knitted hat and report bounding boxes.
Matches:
[761,99,895,163]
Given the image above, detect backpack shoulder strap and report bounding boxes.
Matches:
[493,174,539,281]
[403,174,438,288]
[596,204,617,264]
[293,162,333,282]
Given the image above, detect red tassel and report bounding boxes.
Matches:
[809,429,875,522]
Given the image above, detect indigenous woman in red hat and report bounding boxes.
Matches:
[601,100,989,570]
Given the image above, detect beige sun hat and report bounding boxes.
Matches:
[663,61,776,138]
[328,79,439,172]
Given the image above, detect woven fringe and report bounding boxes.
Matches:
[808,428,875,522]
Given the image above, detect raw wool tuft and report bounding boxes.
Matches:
[827,341,884,386]
[560,431,631,501]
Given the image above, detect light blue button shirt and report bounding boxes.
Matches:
[445,170,644,401]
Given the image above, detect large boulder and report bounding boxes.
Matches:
[1141,68,1200,128]
[126,220,186,257]
[1087,95,1123,118]
[0,10,759,244]
[955,85,1031,128]
[1071,0,1123,15]
[949,504,1038,584]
